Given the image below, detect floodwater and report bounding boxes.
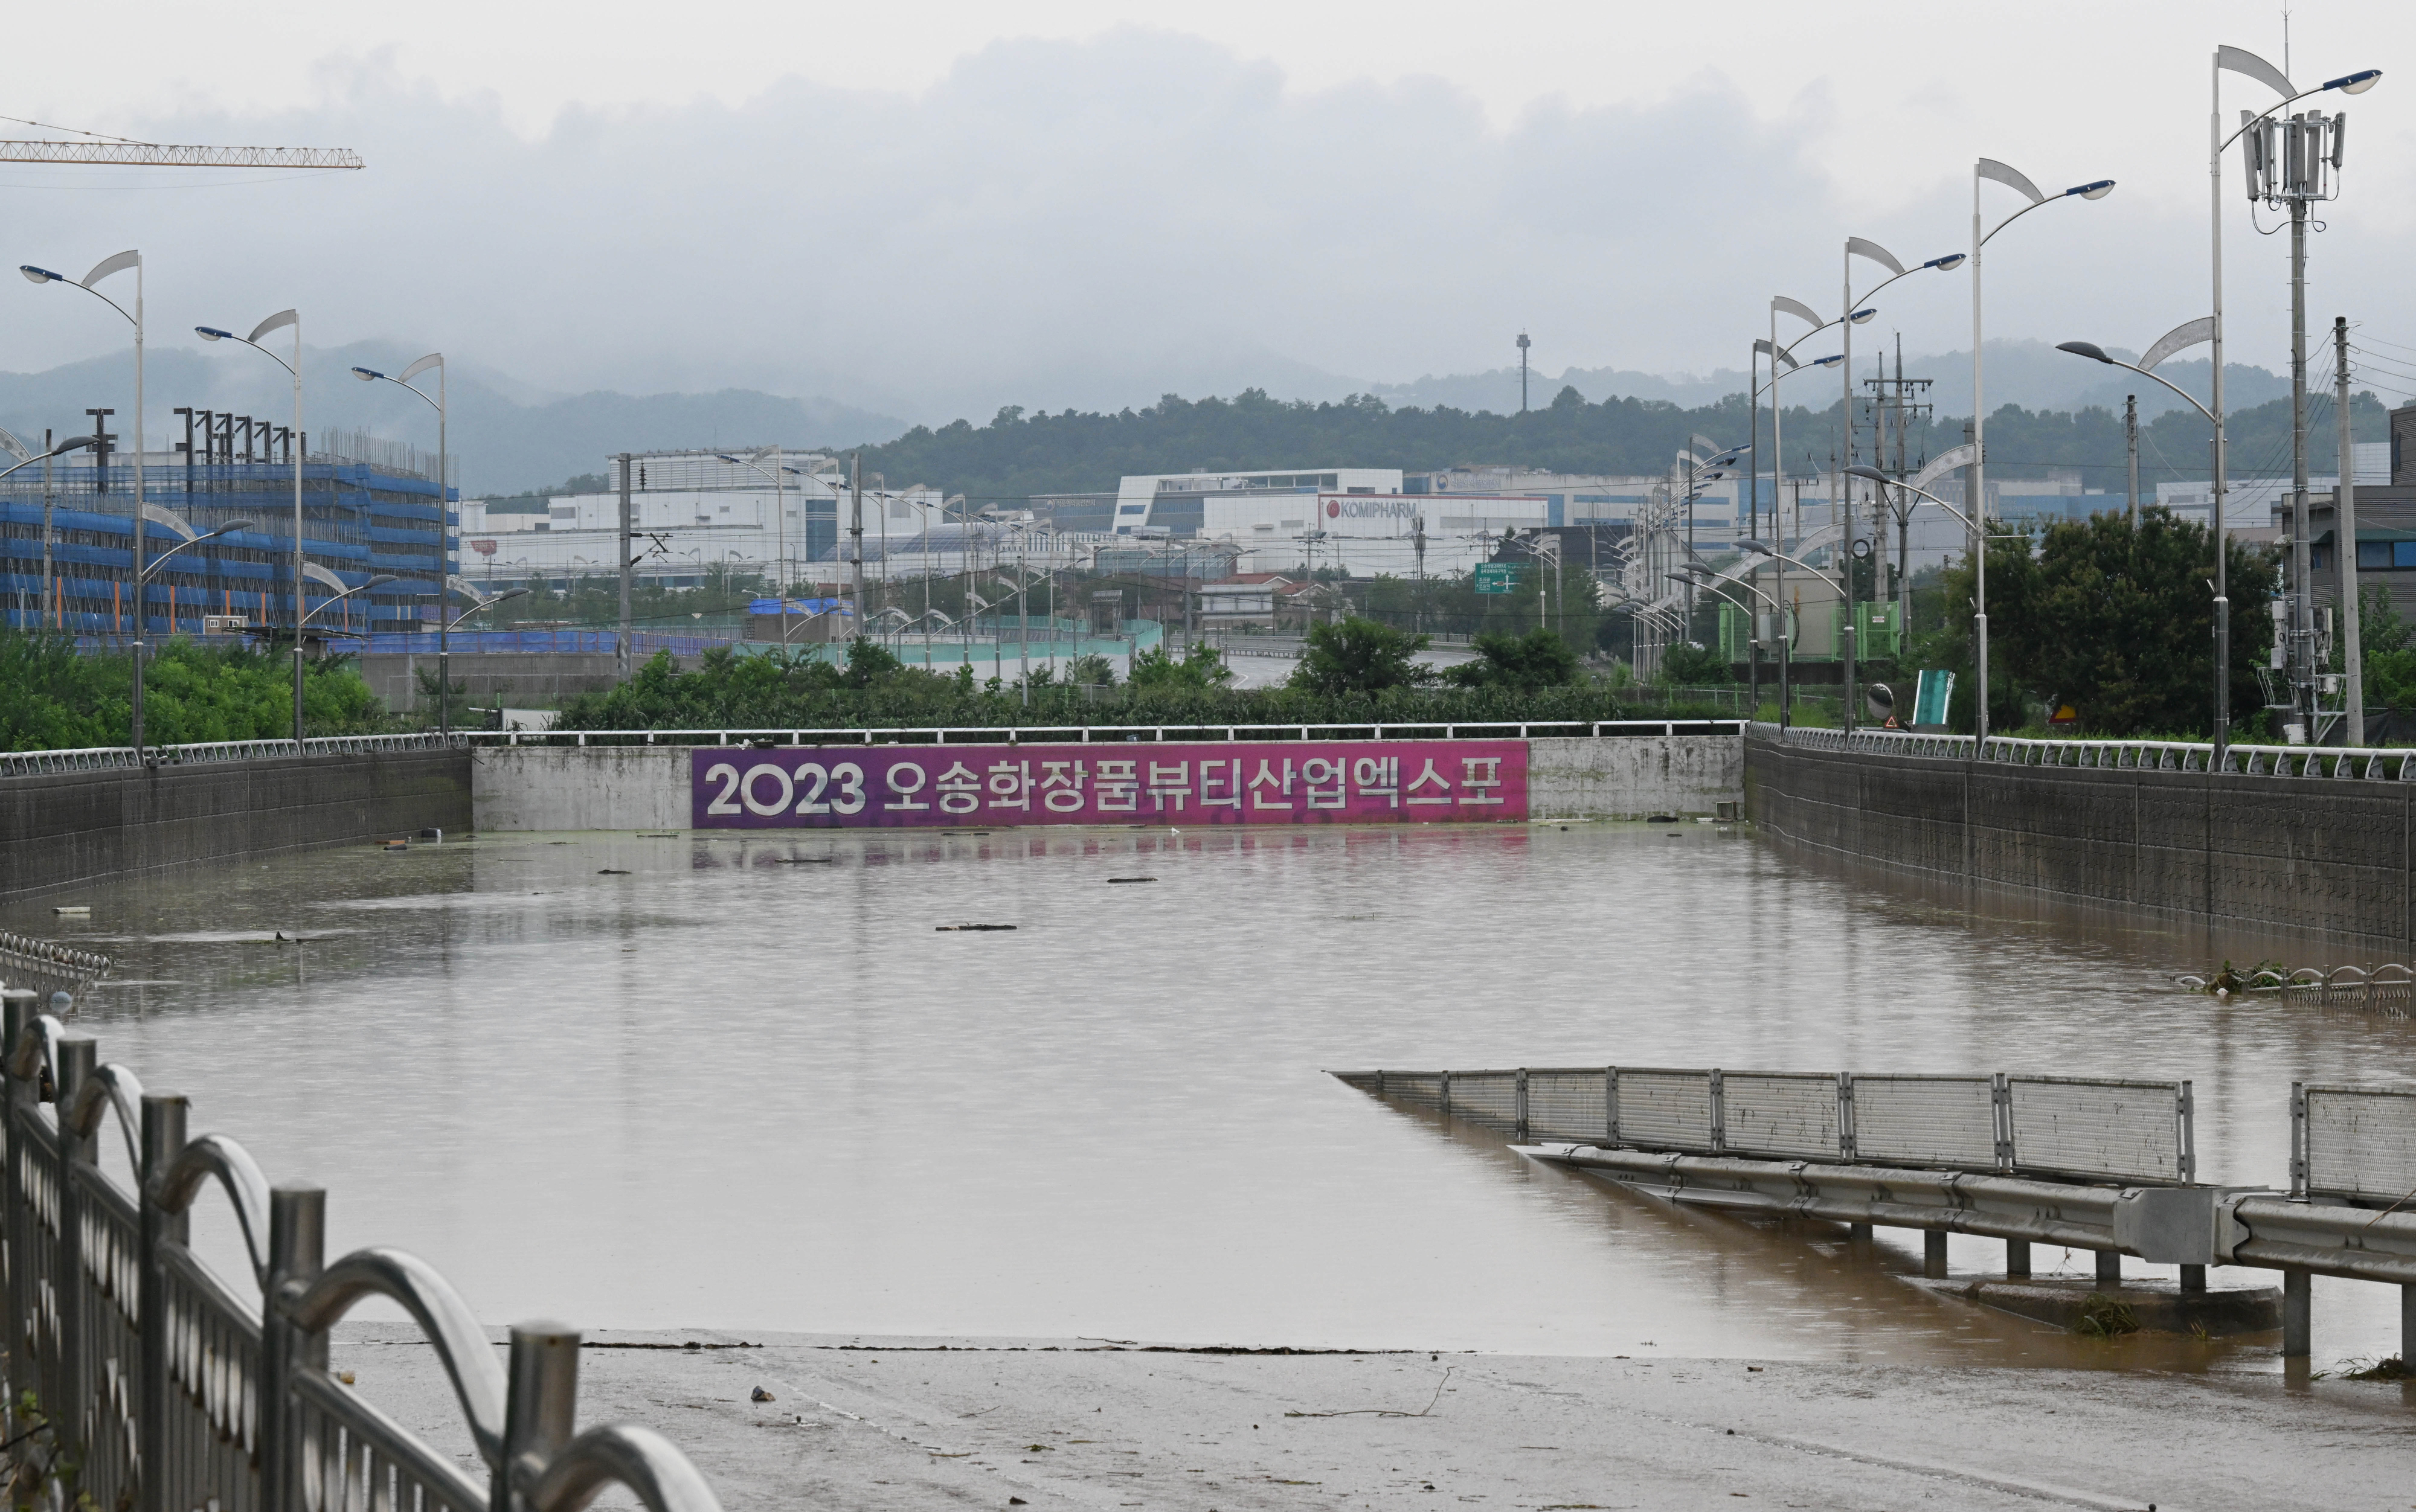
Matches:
[10,820,2415,1371]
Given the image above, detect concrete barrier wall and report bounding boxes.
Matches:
[1746,732,2414,952]
[472,736,1744,831]
[1,749,472,899]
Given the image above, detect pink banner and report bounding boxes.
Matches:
[692,740,1529,828]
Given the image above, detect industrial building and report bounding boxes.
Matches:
[457,449,946,591]
[2,416,455,636]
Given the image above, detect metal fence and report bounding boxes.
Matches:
[0,734,463,779]
[477,719,1747,749]
[0,984,720,1512]
[2294,1081,2416,1205]
[1759,720,2416,780]
[1334,1065,2194,1184]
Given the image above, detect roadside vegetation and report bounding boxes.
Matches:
[0,628,394,751]
[550,621,1688,732]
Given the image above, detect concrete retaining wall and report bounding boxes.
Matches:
[472,736,1744,831]
[1746,732,2414,953]
[1,749,473,899]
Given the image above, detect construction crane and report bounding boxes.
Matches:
[0,115,361,168]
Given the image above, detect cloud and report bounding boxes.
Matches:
[1,25,2403,446]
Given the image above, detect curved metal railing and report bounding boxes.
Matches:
[2175,961,2416,1012]
[0,932,114,991]
[0,985,725,1512]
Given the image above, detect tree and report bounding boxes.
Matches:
[1656,641,1732,686]
[1288,616,1433,695]
[1128,641,1236,690]
[2360,583,2416,713]
[1934,507,2279,737]
[1444,628,1580,690]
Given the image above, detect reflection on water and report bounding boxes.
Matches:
[11,821,2415,1368]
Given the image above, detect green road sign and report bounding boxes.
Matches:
[1473,563,1520,594]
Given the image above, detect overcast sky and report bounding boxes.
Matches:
[5,1,2414,428]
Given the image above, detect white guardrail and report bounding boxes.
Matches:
[1337,1066,2416,1358]
[1336,1065,2193,1184]
[1756,720,2416,780]
[0,732,464,778]
[472,719,1749,748]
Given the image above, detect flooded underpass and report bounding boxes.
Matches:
[11,819,2413,1374]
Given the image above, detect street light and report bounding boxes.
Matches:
[1839,244,1966,731]
[129,517,257,755]
[197,311,309,744]
[435,585,530,729]
[24,254,147,657]
[353,357,453,730]
[1968,161,2113,743]
[2052,321,2243,753]
[1754,348,1845,727]
[0,436,97,632]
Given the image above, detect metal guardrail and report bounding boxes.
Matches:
[1343,1063,2416,1357]
[1334,1065,2194,1184]
[0,732,464,778]
[0,932,112,991]
[474,719,1747,749]
[1756,720,2416,780]
[2175,963,2416,1013]
[0,984,722,1512]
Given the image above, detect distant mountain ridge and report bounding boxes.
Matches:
[0,342,909,497]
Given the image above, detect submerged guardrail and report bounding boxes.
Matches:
[0,983,721,1512]
[1338,1063,2416,1363]
[1756,720,2416,780]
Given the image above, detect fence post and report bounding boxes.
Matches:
[501,1323,582,1512]
[262,1187,326,1512]
[1514,1070,1529,1142]
[137,1095,188,1512]
[2177,1080,2196,1184]
[2283,1269,2312,1357]
[2289,1081,2308,1196]
[1708,1069,1725,1154]
[1604,1067,1618,1147]
[0,989,31,1449]
[54,1036,97,1474]
[1991,1073,2013,1171]
[1836,1073,1855,1162]
[1439,1071,1451,1118]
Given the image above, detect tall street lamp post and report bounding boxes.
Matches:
[22,254,144,644]
[196,312,308,743]
[1970,161,2114,742]
[2054,320,2246,755]
[0,436,96,630]
[128,517,257,755]
[353,357,451,728]
[1757,342,1846,726]
[1839,244,1966,729]
[438,587,530,728]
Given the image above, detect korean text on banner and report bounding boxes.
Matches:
[692,740,1529,828]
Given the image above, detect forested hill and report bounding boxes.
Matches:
[847,384,2390,507]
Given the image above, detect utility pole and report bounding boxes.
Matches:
[850,453,864,642]
[2337,316,2363,746]
[40,429,56,627]
[1517,332,1531,413]
[2289,150,2314,740]
[2125,396,2139,527]
[617,452,634,680]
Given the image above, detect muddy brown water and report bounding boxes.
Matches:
[11,822,2412,1372]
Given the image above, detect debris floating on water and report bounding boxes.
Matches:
[51,906,91,916]
[936,924,1018,932]
[772,857,837,865]
[597,869,632,876]
[1107,877,1158,885]
[750,1386,775,1402]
